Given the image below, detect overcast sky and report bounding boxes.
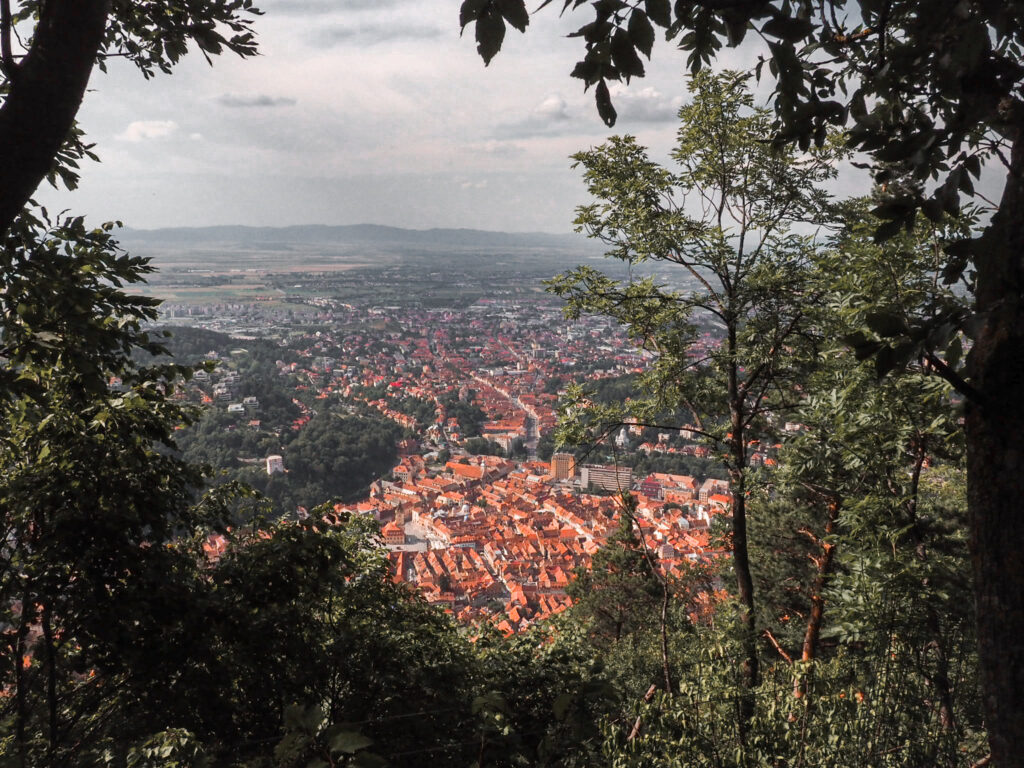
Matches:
[31,1,779,233]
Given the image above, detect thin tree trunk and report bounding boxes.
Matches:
[622,498,674,693]
[903,437,957,732]
[659,576,673,694]
[627,684,658,742]
[731,476,758,684]
[14,591,31,768]
[924,606,956,732]
[729,403,759,726]
[966,128,1024,766]
[794,500,840,698]
[0,0,111,235]
[41,603,57,767]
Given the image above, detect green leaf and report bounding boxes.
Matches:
[873,218,903,242]
[284,703,306,729]
[475,5,506,65]
[460,0,488,28]
[553,692,575,720]
[472,691,510,715]
[762,15,812,42]
[302,705,325,732]
[846,336,884,361]
[644,0,671,28]
[946,335,963,369]
[496,0,529,33]
[921,196,944,223]
[628,10,655,58]
[610,28,645,79]
[864,310,908,338]
[723,14,748,47]
[330,731,374,755]
[595,79,617,127]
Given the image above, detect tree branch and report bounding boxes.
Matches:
[923,350,988,407]
[0,0,112,235]
[627,684,658,741]
[611,419,722,444]
[763,628,794,664]
[0,0,17,80]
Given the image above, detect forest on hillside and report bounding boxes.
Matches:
[153,327,409,512]
[2,0,1023,766]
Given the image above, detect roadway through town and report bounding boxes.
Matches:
[470,373,540,459]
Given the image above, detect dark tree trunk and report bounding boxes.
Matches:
[905,438,957,732]
[925,605,957,733]
[41,603,57,767]
[14,590,31,768]
[729,403,759,726]
[966,130,1024,767]
[0,0,111,234]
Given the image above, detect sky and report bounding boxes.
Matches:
[34,0,776,234]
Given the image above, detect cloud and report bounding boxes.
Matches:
[610,86,684,123]
[533,94,570,122]
[470,140,526,159]
[115,120,178,142]
[312,23,443,47]
[260,0,409,14]
[217,93,297,108]
[493,93,581,139]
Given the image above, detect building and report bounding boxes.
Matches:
[699,478,729,502]
[551,452,576,481]
[381,521,405,545]
[266,455,285,475]
[580,464,633,493]
[639,475,663,500]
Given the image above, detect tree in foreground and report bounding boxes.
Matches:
[0,0,260,235]
[550,70,839,722]
[0,210,215,765]
[0,212,483,767]
[555,211,984,765]
[464,2,1024,762]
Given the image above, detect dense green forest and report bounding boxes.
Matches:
[2,0,1023,765]
[154,328,405,513]
[439,391,488,438]
[176,408,403,512]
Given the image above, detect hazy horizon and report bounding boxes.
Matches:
[35,1,751,234]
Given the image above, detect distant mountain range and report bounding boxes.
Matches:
[117,223,592,250]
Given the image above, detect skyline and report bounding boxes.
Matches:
[35,0,758,234]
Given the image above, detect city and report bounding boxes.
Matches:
[154,245,745,634]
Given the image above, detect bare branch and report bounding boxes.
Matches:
[763,628,794,664]
[627,684,658,741]
[923,350,987,407]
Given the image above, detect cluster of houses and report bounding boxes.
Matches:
[333,454,733,635]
